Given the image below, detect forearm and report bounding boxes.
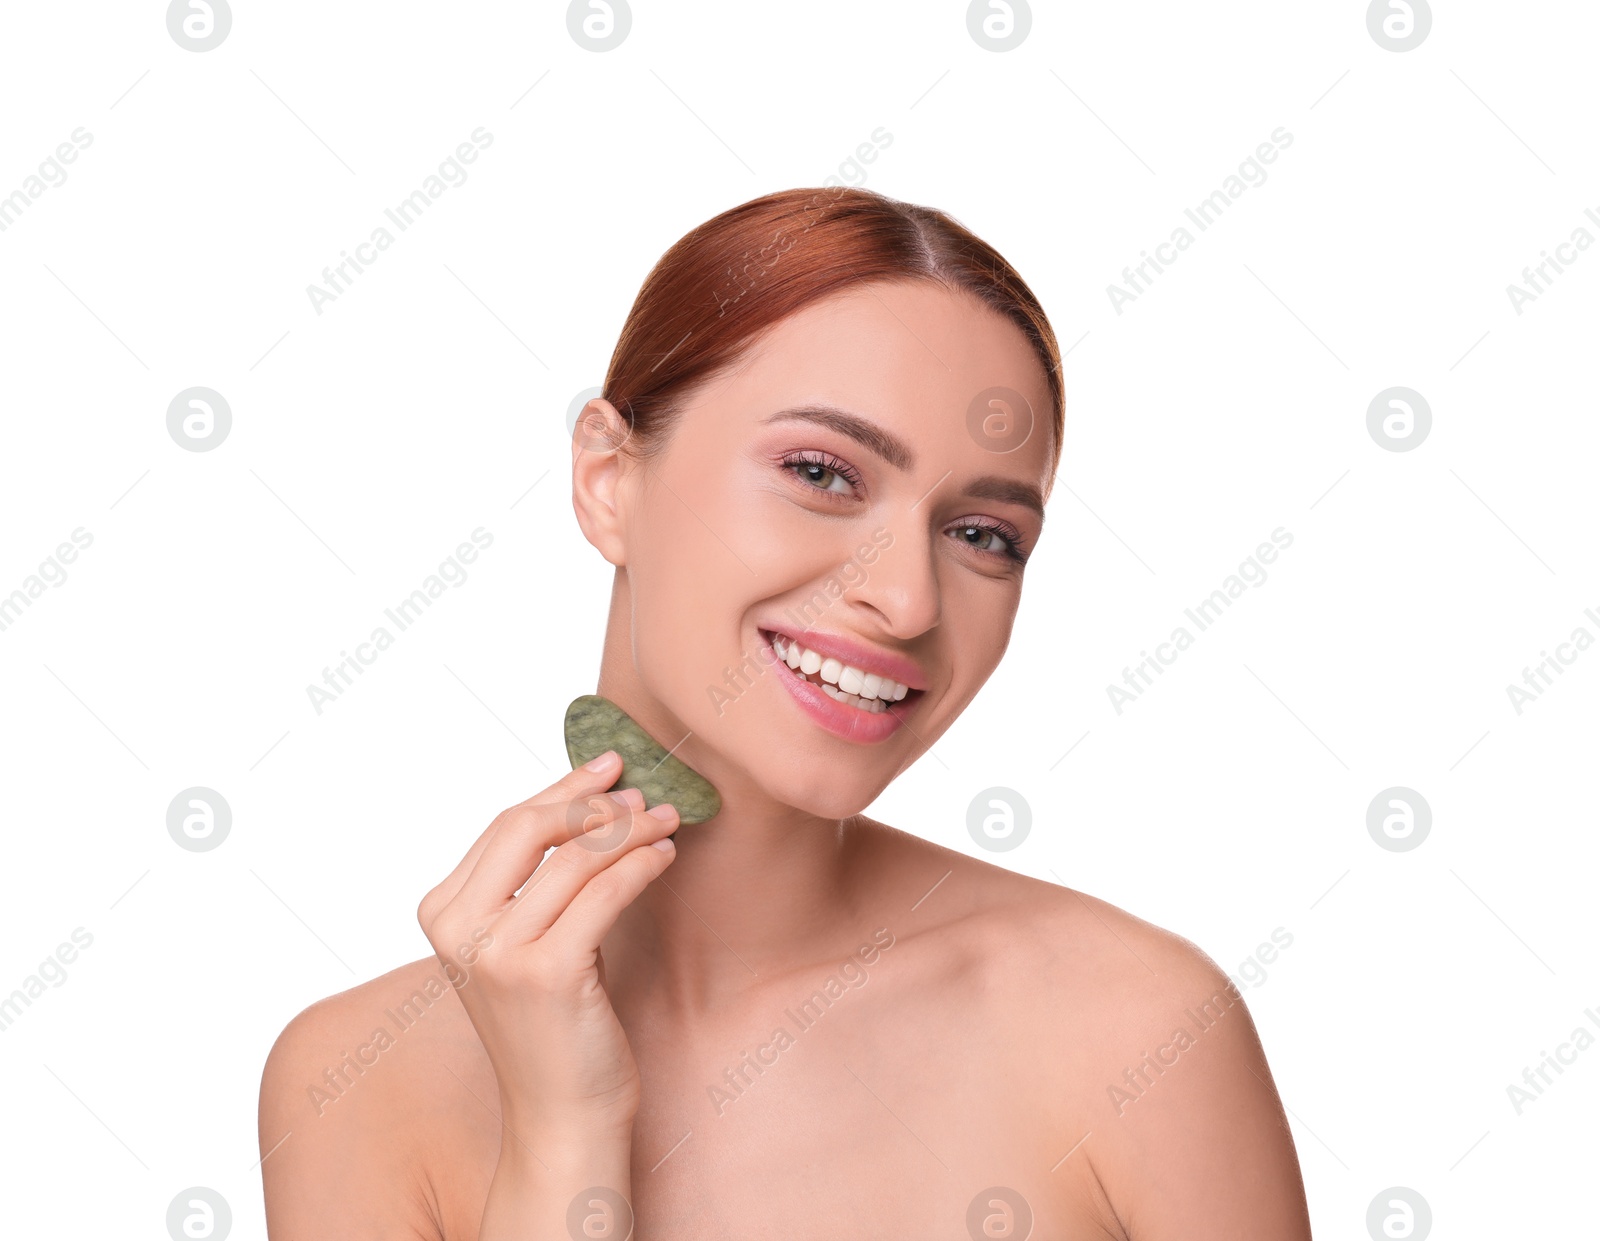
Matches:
[478,1124,634,1241]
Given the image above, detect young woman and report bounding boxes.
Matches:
[259,186,1313,1240]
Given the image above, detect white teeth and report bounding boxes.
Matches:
[766,632,913,712]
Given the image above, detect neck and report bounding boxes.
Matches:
[589,571,867,1018]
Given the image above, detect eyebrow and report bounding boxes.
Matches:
[763,404,915,471]
[966,475,1045,519]
[762,403,1044,519]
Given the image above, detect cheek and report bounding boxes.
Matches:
[624,481,752,708]
[941,573,1022,689]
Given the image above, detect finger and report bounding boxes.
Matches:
[499,803,680,940]
[452,787,639,916]
[542,810,680,958]
[519,753,632,809]
[420,753,634,921]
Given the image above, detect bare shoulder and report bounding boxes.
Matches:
[1021,883,1311,1240]
[858,822,1312,1240]
[259,956,494,1241]
[855,815,1210,989]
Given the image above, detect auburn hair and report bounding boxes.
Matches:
[601,186,1064,485]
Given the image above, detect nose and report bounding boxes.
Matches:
[844,522,941,639]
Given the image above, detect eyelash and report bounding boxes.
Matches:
[780,451,1029,564]
[785,450,864,491]
[949,518,1029,564]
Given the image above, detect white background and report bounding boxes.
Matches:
[1,1,1595,1237]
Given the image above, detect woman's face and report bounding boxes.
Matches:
[581,279,1054,820]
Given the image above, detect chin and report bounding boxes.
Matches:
[687,719,888,820]
[758,768,882,821]
[694,698,899,820]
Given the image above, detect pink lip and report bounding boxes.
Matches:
[758,625,926,691]
[757,629,923,745]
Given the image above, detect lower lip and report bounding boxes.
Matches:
[762,632,910,744]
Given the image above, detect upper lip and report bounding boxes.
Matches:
[760,625,927,691]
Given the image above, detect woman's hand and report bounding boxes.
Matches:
[417,750,679,1140]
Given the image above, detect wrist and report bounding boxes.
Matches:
[481,1130,635,1241]
[500,1093,637,1147]
[499,1111,634,1164]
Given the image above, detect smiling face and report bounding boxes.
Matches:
[573,279,1055,821]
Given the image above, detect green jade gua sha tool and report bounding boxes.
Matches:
[563,694,722,825]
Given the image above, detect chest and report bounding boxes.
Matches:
[618,987,1112,1240]
[434,977,1118,1240]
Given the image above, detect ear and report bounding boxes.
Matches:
[570,399,635,567]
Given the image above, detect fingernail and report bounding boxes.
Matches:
[651,837,675,852]
[607,791,633,806]
[647,803,677,820]
[584,750,618,772]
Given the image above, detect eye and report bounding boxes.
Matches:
[783,451,862,496]
[947,520,1027,564]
